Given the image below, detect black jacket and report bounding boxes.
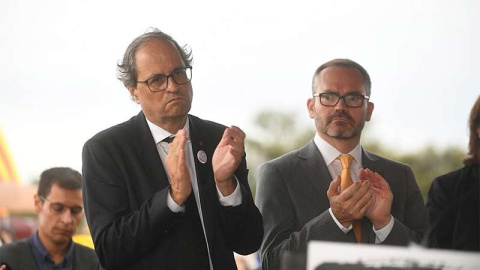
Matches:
[82,112,263,269]
[0,238,99,270]
[427,164,480,251]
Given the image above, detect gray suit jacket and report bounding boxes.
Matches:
[0,238,99,270]
[255,140,430,270]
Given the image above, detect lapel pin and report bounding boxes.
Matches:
[197,150,207,164]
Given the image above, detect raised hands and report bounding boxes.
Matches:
[166,129,192,206]
[212,126,245,196]
[359,168,393,229]
[327,168,393,230]
[327,175,373,227]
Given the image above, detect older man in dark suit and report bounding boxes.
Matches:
[255,59,431,270]
[81,28,263,270]
[0,167,99,270]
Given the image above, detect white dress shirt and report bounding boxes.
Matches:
[146,117,242,270]
[314,134,394,243]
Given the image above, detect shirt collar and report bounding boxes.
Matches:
[146,117,190,144]
[313,133,363,166]
[30,231,75,267]
[31,231,49,261]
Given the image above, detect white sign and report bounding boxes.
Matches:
[308,241,480,270]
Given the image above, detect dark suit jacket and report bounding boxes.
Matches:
[82,112,263,269]
[0,238,99,270]
[426,164,479,251]
[255,140,430,270]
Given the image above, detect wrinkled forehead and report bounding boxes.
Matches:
[135,39,185,74]
[136,39,183,62]
[46,184,82,204]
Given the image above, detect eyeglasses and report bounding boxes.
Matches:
[137,66,192,92]
[40,196,83,216]
[313,92,369,108]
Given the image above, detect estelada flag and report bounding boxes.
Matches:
[0,128,20,184]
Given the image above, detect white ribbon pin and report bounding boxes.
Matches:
[197,150,207,164]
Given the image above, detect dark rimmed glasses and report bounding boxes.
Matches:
[137,66,192,92]
[313,92,369,108]
[40,196,83,216]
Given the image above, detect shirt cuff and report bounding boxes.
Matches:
[373,215,394,243]
[167,189,185,213]
[217,176,242,206]
[329,207,352,234]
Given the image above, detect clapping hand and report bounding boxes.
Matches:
[327,175,373,227]
[212,126,245,196]
[166,129,192,206]
[359,168,393,229]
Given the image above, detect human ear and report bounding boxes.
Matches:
[307,98,315,119]
[128,87,140,103]
[366,102,374,121]
[33,194,42,213]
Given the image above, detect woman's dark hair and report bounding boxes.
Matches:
[464,95,480,166]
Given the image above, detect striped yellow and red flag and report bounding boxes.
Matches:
[0,128,21,184]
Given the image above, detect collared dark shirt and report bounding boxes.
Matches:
[29,231,75,270]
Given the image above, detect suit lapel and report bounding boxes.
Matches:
[132,112,170,190]
[21,240,44,269]
[188,115,213,185]
[299,140,334,195]
[361,149,381,243]
[362,149,381,175]
[187,115,217,252]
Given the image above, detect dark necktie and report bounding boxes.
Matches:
[160,134,210,268]
[162,136,175,144]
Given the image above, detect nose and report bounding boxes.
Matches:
[59,209,75,224]
[334,97,348,110]
[165,76,179,93]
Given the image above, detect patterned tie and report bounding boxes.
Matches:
[339,154,362,243]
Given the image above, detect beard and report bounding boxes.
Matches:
[316,110,365,140]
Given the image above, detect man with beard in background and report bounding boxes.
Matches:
[256,59,431,270]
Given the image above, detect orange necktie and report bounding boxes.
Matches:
[339,154,362,243]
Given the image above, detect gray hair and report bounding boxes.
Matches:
[117,28,193,89]
[311,58,371,97]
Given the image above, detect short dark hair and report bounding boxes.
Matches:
[312,58,371,97]
[464,95,480,166]
[37,167,82,198]
[117,27,193,89]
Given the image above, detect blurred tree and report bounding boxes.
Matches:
[400,146,464,199]
[247,110,465,201]
[363,141,465,200]
[245,110,314,197]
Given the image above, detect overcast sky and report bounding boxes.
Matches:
[1,0,479,184]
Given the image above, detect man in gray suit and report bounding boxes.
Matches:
[255,59,430,270]
[0,167,99,270]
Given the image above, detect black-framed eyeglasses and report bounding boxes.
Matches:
[137,66,192,92]
[313,92,369,108]
[40,196,83,216]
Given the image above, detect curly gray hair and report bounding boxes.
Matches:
[117,28,193,89]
